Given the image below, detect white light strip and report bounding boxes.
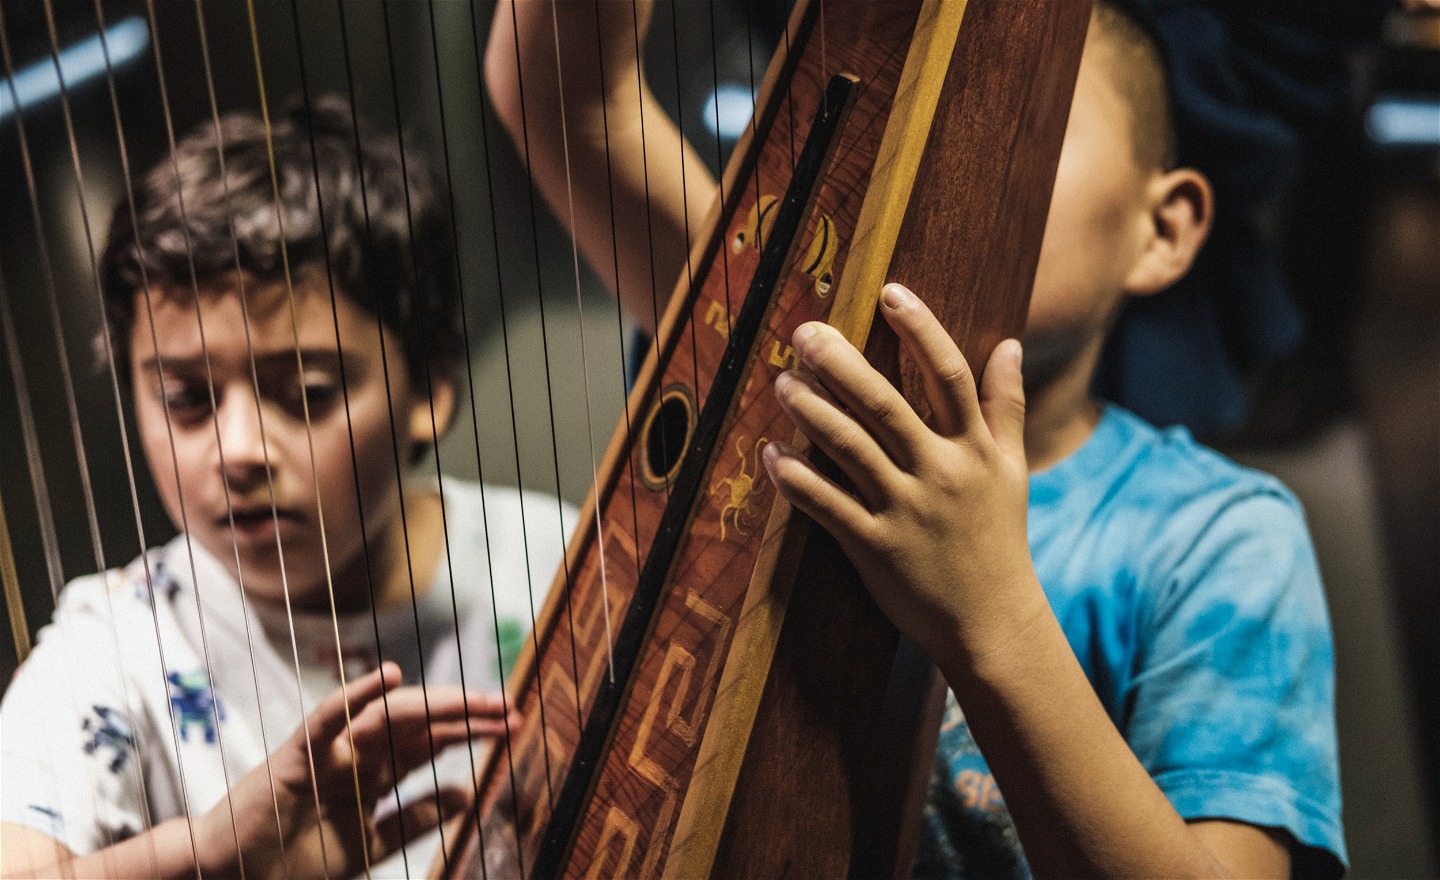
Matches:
[1366,96,1440,148]
[1,16,149,124]
[702,82,756,140]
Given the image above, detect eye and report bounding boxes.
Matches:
[160,383,213,420]
[281,372,341,416]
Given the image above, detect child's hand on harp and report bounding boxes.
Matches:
[763,283,1048,675]
[195,662,518,880]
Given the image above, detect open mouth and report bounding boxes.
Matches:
[222,506,304,535]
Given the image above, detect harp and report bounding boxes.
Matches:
[442,1,1089,877]
[0,0,1087,877]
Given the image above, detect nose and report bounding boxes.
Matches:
[215,386,270,488]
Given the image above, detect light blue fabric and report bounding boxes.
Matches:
[916,405,1344,879]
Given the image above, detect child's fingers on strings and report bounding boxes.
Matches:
[298,662,403,753]
[762,440,872,546]
[788,321,929,470]
[372,787,474,859]
[773,370,894,504]
[878,283,985,440]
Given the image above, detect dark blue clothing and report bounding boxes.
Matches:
[1099,1,1390,436]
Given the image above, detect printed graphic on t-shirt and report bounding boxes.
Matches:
[167,670,223,743]
[82,705,136,773]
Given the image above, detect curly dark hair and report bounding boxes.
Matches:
[98,95,461,391]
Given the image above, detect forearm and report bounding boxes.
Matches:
[1,818,210,880]
[937,576,1233,879]
[485,0,717,334]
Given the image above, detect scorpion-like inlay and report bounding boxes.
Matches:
[713,435,771,541]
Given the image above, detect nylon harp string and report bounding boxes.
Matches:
[589,0,652,673]
[417,2,519,873]
[0,21,135,874]
[240,1,395,872]
[500,0,586,820]
[133,1,315,866]
[1,4,207,872]
[243,1,378,874]
[145,0,291,845]
[325,1,442,868]
[547,0,619,688]
[458,0,537,865]
[382,0,501,864]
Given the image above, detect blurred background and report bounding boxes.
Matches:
[1,1,1437,875]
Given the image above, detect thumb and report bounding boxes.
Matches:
[978,339,1026,459]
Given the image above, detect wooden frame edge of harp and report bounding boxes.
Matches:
[428,2,822,876]
[661,1,974,877]
[434,0,1092,874]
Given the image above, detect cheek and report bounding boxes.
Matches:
[135,400,188,517]
[318,403,406,525]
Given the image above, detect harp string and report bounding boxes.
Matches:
[458,0,535,863]
[135,0,319,866]
[0,22,123,879]
[704,0,737,329]
[284,0,436,872]
[589,0,650,633]
[500,0,575,816]
[5,2,203,870]
[0,1,200,871]
[326,0,439,869]
[0,474,28,665]
[195,0,356,869]
[664,0,704,405]
[371,5,460,872]
[244,0,372,872]
[0,281,37,664]
[0,263,61,614]
[0,252,144,878]
[547,0,619,688]
[415,1,514,872]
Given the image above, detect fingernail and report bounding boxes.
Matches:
[762,441,790,469]
[1005,339,1023,368]
[792,323,817,345]
[881,283,912,309]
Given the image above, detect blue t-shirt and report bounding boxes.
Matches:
[915,405,1344,878]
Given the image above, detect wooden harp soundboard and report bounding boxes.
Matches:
[441,1,1091,878]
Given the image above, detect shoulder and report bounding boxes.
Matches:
[1087,407,1311,585]
[1106,406,1299,513]
[1086,413,1343,870]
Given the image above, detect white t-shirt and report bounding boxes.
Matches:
[0,480,572,877]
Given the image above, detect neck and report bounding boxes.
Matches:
[1022,336,1105,473]
[326,488,445,614]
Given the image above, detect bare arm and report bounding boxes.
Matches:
[1,820,200,880]
[485,0,718,335]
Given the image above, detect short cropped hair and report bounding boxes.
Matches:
[1094,0,1177,171]
[99,95,461,389]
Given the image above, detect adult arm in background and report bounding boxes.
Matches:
[485,0,718,336]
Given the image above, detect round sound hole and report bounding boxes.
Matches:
[640,384,696,490]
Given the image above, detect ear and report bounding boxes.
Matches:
[1123,167,1213,297]
[407,371,457,446]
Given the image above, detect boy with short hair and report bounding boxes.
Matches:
[489,0,1343,876]
[0,98,570,878]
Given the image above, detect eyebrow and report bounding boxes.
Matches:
[136,349,349,376]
